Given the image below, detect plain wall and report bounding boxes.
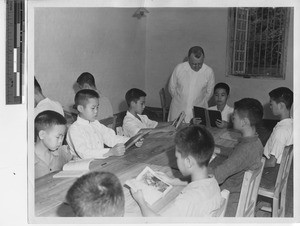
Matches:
[35,8,146,112]
[35,7,293,119]
[144,8,293,119]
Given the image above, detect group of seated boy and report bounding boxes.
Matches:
[34,72,293,217]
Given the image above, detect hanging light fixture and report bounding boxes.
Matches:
[132,7,149,19]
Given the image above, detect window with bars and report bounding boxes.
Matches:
[227,7,290,79]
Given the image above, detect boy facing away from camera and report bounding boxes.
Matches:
[130,125,223,217]
[66,89,129,159]
[122,88,174,137]
[66,171,125,217]
[34,77,64,118]
[208,98,264,217]
[35,110,72,179]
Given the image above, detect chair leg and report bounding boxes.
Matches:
[272,197,279,217]
[280,185,287,217]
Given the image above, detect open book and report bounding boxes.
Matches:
[53,158,94,178]
[193,106,222,127]
[125,166,173,205]
[171,111,186,129]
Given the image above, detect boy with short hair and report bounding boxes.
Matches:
[192,82,233,128]
[34,77,64,117]
[209,82,234,128]
[123,88,174,137]
[35,110,72,179]
[130,125,223,217]
[66,89,129,159]
[208,98,264,216]
[66,171,125,217]
[76,72,113,120]
[263,87,293,168]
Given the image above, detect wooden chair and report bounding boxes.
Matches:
[99,115,117,131]
[236,158,265,217]
[257,145,293,217]
[212,189,230,217]
[159,88,169,122]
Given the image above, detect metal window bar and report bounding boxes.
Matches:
[232,8,248,73]
[231,7,288,78]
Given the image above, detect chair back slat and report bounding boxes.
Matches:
[274,145,293,196]
[236,157,265,217]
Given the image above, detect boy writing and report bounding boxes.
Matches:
[76,72,113,120]
[130,125,223,217]
[35,110,72,179]
[208,98,264,216]
[66,89,129,159]
[34,77,64,117]
[66,171,125,217]
[263,87,293,168]
[123,88,174,137]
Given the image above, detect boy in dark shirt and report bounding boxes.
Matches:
[209,98,264,217]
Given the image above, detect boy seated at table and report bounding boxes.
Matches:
[123,88,174,137]
[66,89,131,159]
[192,82,233,128]
[263,87,293,168]
[34,77,64,118]
[208,98,264,217]
[66,171,125,217]
[35,110,72,179]
[76,72,113,120]
[130,125,223,217]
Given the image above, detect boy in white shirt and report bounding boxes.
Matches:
[34,77,64,117]
[122,88,174,137]
[192,83,233,128]
[130,125,222,217]
[263,87,293,168]
[66,89,129,159]
[209,82,234,128]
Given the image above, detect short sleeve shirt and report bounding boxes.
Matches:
[264,118,293,163]
[161,176,222,217]
[35,145,72,179]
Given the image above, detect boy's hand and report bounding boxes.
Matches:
[131,189,146,204]
[135,138,144,148]
[216,119,225,128]
[155,171,188,186]
[110,143,125,156]
[192,117,202,125]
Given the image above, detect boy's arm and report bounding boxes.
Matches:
[209,147,250,185]
[264,155,277,168]
[131,190,159,217]
[66,126,110,159]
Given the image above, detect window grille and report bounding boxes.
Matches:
[227,8,290,79]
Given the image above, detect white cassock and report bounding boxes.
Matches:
[168,62,215,123]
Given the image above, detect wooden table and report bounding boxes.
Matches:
[35,160,184,217]
[34,126,239,218]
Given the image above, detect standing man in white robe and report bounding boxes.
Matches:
[168,46,215,123]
